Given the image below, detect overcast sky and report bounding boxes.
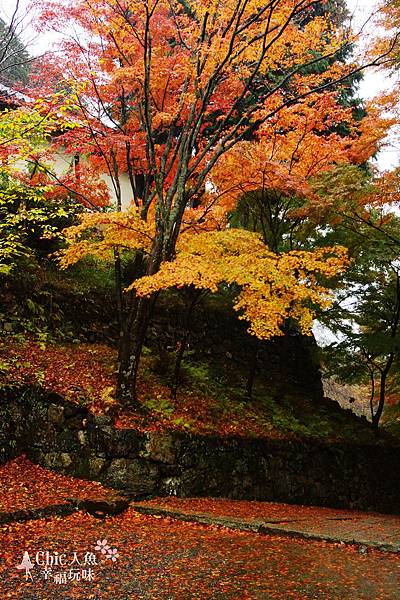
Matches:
[346,0,400,170]
[2,0,398,170]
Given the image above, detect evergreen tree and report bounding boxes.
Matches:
[0,16,32,86]
[320,211,400,428]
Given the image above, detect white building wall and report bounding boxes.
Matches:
[101,172,134,210]
[12,147,134,211]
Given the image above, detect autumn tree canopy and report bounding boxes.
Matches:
[5,0,391,407]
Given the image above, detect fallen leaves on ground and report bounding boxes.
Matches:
[0,336,295,439]
[136,497,372,522]
[0,337,116,405]
[0,335,374,441]
[0,507,399,599]
[136,497,400,550]
[0,456,119,513]
[0,461,399,598]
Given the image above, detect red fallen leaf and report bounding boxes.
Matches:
[0,336,287,438]
[0,335,371,441]
[0,456,120,513]
[0,506,399,599]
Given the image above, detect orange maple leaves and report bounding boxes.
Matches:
[29,0,359,205]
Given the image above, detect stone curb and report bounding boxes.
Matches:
[0,497,130,525]
[0,502,79,525]
[131,503,400,554]
[2,499,399,555]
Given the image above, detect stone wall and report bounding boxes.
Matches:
[1,386,399,514]
[149,304,324,403]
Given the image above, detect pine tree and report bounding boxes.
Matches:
[0,17,32,86]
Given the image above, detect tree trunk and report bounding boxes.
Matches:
[368,368,375,423]
[372,353,394,429]
[116,295,153,409]
[115,234,164,408]
[171,289,203,399]
[246,344,258,400]
[372,370,389,430]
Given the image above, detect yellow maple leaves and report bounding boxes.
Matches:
[59,208,154,268]
[59,214,348,340]
[132,229,349,339]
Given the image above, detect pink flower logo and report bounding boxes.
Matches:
[95,539,110,554]
[107,548,119,562]
[94,539,119,562]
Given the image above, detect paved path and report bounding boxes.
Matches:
[2,458,399,597]
[132,498,400,553]
[1,507,400,599]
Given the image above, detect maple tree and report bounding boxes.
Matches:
[28,0,396,408]
[130,229,349,339]
[60,218,351,405]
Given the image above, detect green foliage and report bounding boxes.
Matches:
[382,403,400,438]
[0,17,32,85]
[229,189,310,253]
[59,257,115,296]
[0,174,82,275]
[181,361,213,392]
[143,394,175,417]
[0,359,11,373]
[319,203,400,425]
[0,255,116,345]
